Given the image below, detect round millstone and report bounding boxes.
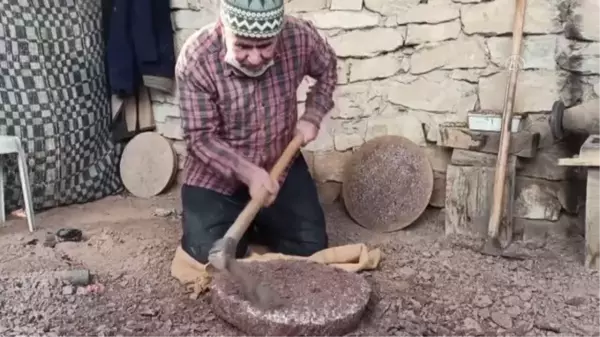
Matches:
[210,260,371,336]
[342,135,433,232]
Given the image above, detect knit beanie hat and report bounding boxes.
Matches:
[220,0,285,38]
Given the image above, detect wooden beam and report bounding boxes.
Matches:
[451,149,524,169]
[558,156,600,167]
[585,168,599,270]
[437,126,540,158]
[579,134,600,158]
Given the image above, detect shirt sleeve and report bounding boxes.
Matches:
[301,21,338,128]
[177,65,255,184]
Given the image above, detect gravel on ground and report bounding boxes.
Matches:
[0,188,598,337]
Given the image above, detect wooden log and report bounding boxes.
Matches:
[119,132,178,198]
[437,126,539,158]
[445,158,517,244]
[585,168,599,270]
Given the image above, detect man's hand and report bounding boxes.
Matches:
[244,166,280,207]
[296,120,318,145]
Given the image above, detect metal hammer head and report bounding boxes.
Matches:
[207,237,286,310]
[207,237,237,271]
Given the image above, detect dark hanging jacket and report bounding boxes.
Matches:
[106,0,175,97]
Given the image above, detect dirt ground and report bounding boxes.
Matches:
[0,186,598,337]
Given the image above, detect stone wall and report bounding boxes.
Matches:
[150,0,599,228]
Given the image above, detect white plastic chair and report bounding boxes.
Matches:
[0,135,35,232]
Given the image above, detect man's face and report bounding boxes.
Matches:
[230,35,277,70]
[224,30,278,76]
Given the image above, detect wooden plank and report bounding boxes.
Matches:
[451,149,524,169]
[444,157,517,244]
[111,94,124,122]
[437,126,539,158]
[124,94,138,133]
[137,86,156,131]
[498,155,517,246]
[557,155,600,167]
[429,171,445,208]
[579,134,600,158]
[585,168,599,270]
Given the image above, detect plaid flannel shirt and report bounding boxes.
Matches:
[175,16,337,195]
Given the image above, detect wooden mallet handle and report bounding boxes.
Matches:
[222,134,305,243]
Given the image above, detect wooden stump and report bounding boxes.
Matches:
[119,132,177,198]
[445,150,517,245]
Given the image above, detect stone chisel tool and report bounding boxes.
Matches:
[207,133,305,309]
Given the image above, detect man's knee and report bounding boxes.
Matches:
[180,208,220,264]
[279,216,328,257]
[181,238,212,264]
[296,234,328,256]
[182,239,250,264]
[181,215,250,264]
[290,234,328,257]
[179,184,247,264]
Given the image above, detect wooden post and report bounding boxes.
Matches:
[585,168,599,270]
[558,135,600,270]
[437,125,540,158]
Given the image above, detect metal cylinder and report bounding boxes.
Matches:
[550,99,600,140]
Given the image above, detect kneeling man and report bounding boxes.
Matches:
[175,0,338,264]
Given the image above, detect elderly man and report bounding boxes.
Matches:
[175,0,338,264]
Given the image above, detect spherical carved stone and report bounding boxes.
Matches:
[210,260,371,336]
[342,135,434,232]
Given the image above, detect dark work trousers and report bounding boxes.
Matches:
[180,154,328,264]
